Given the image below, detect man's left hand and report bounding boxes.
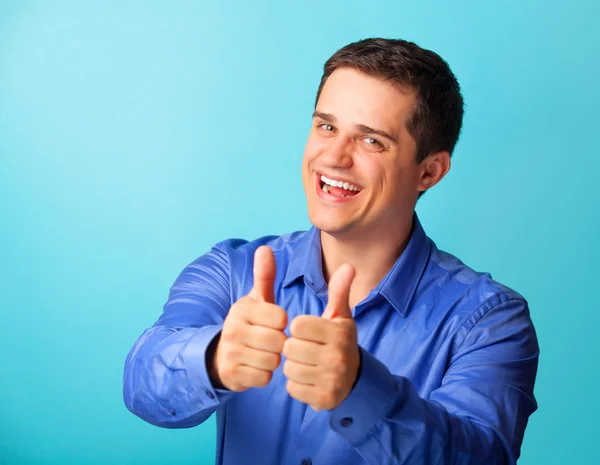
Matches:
[282,264,360,411]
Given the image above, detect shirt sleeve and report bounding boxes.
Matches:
[329,297,539,465]
[123,243,237,428]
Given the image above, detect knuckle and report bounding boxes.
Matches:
[254,370,272,387]
[282,360,292,378]
[316,390,334,411]
[264,329,286,353]
[286,379,295,396]
[224,344,241,362]
[274,307,288,329]
[245,323,261,342]
[290,316,304,335]
[325,351,344,369]
[334,364,347,378]
[335,326,353,343]
[270,352,282,370]
[261,351,280,371]
[223,321,244,341]
[291,315,315,336]
[275,331,287,352]
[220,363,236,383]
[282,337,294,357]
[227,374,246,392]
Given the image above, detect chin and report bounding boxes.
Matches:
[308,211,355,236]
[305,188,361,235]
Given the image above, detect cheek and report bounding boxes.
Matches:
[303,139,322,163]
[386,165,420,202]
[302,140,318,187]
[353,156,384,191]
[302,138,325,178]
[359,158,410,200]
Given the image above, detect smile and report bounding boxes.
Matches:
[317,173,363,200]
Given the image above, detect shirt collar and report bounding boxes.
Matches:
[282,225,324,292]
[282,212,431,316]
[374,212,431,316]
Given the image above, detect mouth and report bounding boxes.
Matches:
[316,172,363,201]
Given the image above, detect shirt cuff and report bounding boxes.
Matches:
[329,346,399,445]
[182,325,234,406]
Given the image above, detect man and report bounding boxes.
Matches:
[123,38,538,465]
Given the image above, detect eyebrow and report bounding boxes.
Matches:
[312,111,398,144]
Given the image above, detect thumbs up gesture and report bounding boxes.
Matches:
[282,264,361,411]
[209,246,288,392]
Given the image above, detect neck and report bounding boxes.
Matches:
[320,214,415,308]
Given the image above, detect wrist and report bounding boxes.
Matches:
[350,345,362,390]
[206,332,226,390]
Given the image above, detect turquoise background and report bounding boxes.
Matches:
[1,1,598,464]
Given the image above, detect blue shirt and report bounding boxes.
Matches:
[123,214,539,465]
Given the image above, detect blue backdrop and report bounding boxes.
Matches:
[1,1,598,464]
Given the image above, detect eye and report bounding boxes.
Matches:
[363,137,384,148]
[317,123,334,132]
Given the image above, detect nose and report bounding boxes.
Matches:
[319,135,353,169]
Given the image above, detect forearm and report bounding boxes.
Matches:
[330,348,524,465]
[348,380,510,465]
[123,324,233,428]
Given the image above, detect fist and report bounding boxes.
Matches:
[210,246,288,392]
[283,264,360,411]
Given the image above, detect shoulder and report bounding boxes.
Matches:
[212,229,309,261]
[412,241,537,356]
[178,230,309,280]
[208,230,310,298]
[422,240,529,324]
[428,242,524,299]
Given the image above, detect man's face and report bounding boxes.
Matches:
[302,67,421,237]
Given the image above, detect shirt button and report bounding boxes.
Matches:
[205,390,215,399]
[340,417,353,427]
[301,459,312,465]
[168,409,176,416]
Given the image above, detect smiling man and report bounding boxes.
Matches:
[123,38,539,465]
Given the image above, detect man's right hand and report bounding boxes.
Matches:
[208,245,288,392]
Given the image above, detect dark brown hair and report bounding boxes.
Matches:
[316,38,464,164]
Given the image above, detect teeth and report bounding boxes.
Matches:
[320,174,361,192]
[323,184,330,193]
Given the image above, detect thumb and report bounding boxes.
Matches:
[322,264,355,320]
[250,246,276,303]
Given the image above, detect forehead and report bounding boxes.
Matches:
[317,68,416,130]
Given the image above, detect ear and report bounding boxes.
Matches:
[417,151,451,193]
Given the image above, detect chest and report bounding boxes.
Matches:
[224,283,464,463]
[277,287,458,396]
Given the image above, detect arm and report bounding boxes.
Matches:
[123,244,236,428]
[329,297,539,464]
